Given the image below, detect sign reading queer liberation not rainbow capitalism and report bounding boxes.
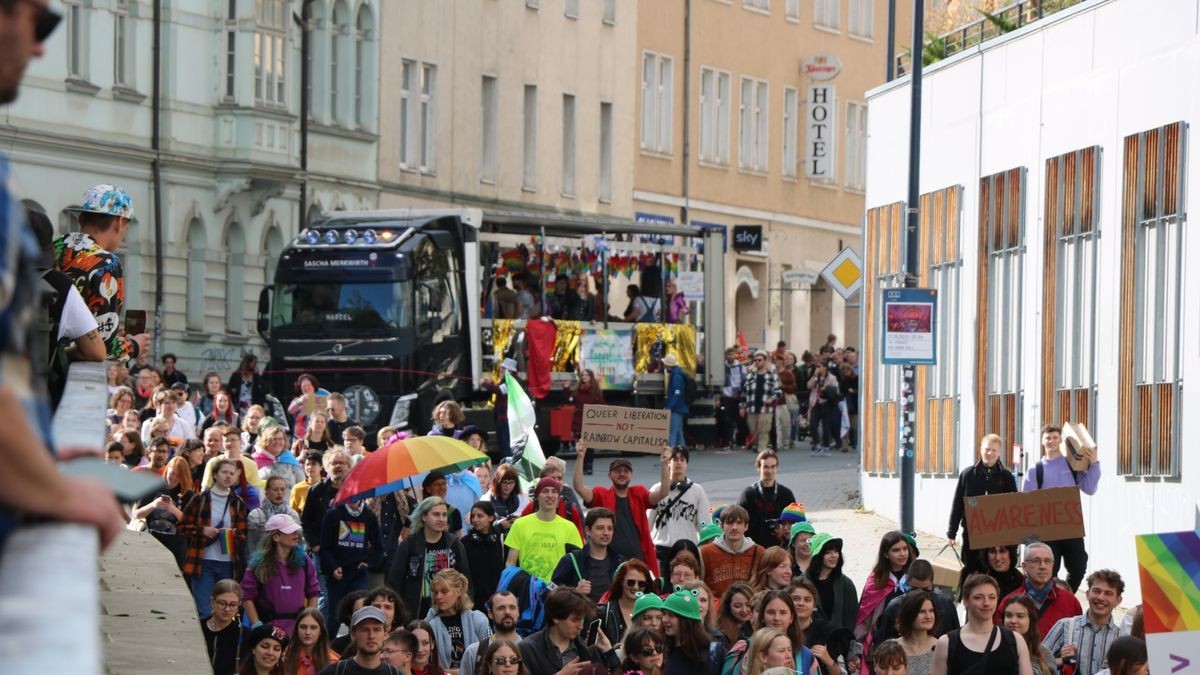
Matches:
[580,404,669,453]
[963,487,1085,549]
[1136,529,1200,675]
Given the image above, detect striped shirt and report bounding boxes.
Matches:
[1043,613,1125,675]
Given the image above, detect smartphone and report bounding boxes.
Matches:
[59,456,164,504]
[125,309,147,335]
[583,618,602,647]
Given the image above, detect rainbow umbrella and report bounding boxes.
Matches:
[334,435,489,505]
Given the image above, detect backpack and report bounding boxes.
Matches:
[682,372,699,406]
[496,566,550,636]
[1035,461,1080,489]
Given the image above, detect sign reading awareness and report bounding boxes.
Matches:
[964,487,1085,549]
[580,404,670,453]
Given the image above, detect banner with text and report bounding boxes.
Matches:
[964,487,1085,549]
[581,329,635,390]
[806,84,836,180]
[580,404,670,453]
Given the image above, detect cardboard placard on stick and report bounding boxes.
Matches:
[580,404,670,453]
[302,394,328,416]
[964,487,1085,549]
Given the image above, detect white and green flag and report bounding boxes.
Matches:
[505,372,545,491]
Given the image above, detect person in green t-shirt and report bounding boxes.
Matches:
[505,477,583,581]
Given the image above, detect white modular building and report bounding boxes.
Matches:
[860,0,1200,604]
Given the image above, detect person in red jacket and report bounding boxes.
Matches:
[572,440,663,578]
[994,541,1081,635]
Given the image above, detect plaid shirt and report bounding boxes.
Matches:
[179,489,248,578]
[741,369,782,414]
[1043,614,1125,675]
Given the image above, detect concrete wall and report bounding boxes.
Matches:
[861,0,1200,605]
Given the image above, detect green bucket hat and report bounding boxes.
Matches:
[631,592,665,619]
[699,521,723,545]
[788,521,817,547]
[662,589,702,622]
[808,532,843,557]
[902,533,920,558]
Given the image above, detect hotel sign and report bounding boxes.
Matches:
[806,84,836,180]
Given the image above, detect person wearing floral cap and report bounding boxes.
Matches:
[54,183,148,362]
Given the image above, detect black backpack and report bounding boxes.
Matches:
[683,372,699,406]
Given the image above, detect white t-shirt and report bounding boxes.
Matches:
[648,480,711,546]
[57,286,98,341]
[141,415,197,443]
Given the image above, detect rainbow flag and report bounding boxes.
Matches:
[217,529,237,556]
[1136,529,1200,633]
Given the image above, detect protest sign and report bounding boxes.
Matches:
[581,329,635,390]
[579,404,669,453]
[963,487,1084,549]
[302,394,328,416]
[1137,529,1200,675]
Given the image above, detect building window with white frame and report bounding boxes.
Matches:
[113,0,132,88]
[224,223,245,334]
[845,101,868,190]
[254,0,288,108]
[523,85,538,190]
[329,0,348,122]
[640,52,673,154]
[562,94,576,196]
[599,101,613,201]
[602,0,615,24]
[480,75,498,183]
[699,67,730,165]
[354,5,374,130]
[738,76,768,172]
[420,63,437,172]
[224,0,237,100]
[815,0,839,30]
[743,0,769,12]
[399,60,415,168]
[786,0,799,20]
[64,0,84,79]
[565,0,579,19]
[782,87,798,178]
[849,0,873,37]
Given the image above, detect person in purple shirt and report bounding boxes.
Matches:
[242,514,321,634]
[1022,424,1100,592]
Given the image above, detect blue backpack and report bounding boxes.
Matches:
[496,566,550,637]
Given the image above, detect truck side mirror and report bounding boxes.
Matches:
[257,286,272,337]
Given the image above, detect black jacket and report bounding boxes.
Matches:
[301,479,339,549]
[518,627,619,675]
[947,460,1017,541]
[226,372,268,408]
[462,528,506,609]
[737,481,797,549]
[871,587,960,647]
[384,531,470,619]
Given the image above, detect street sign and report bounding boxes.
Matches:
[782,268,819,285]
[881,287,937,366]
[820,247,863,299]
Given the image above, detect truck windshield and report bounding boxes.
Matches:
[271,282,412,336]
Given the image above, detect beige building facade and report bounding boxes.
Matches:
[635,0,911,353]
[375,0,636,217]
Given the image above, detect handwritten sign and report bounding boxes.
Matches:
[964,487,1085,549]
[581,330,636,390]
[580,404,669,453]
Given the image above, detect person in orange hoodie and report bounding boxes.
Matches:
[700,505,764,598]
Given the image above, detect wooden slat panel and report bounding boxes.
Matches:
[1042,155,1060,427]
[885,402,897,473]
[943,398,957,473]
[1007,169,1022,246]
[1118,133,1138,474]
[864,207,879,472]
[1164,123,1183,216]
[975,177,992,447]
[946,187,960,259]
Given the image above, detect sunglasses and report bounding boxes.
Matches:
[16,0,61,43]
[637,645,666,656]
[624,579,648,589]
[492,657,523,666]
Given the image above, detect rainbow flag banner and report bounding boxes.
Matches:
[1136,529,1200,675]
[217,528,237,557]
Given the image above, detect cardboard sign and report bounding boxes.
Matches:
[302,394,329,416]
[964,487,1085,549]
[579,404,670,453]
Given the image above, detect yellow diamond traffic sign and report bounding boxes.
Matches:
[821,247,863,299]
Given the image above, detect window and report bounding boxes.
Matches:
[561,94,576,196]
[399,60,415,168]
[65,0,84,79]
[849,0,873,37]
[186,218,207,332]
[782,87,797,178]
[1119,122,1186,478]
[480,76,498,183]
[919,186,963,475]
[565,0,579,18]
[420,63,437,172]
[640,52,673,154]
[526,0,539,8]
[743,0,769,11]
[329,1,348,122]
[1041,147,1100,438]
[263,225,284,284]
[599,102,613,201]
[738,76,768,172]
[224,223,245,334]
[845,101,868,190]
[862,202,905,474]
[523,85,538,190]
[786,0,799,20]
[254,0,288,108]
[976,168,1026,454]
[224,0,237,99]
[815,0,839,30]
[602,0,616,24]
[699,67,730,165]
[354,5,374,129]
[114,0,131,88]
